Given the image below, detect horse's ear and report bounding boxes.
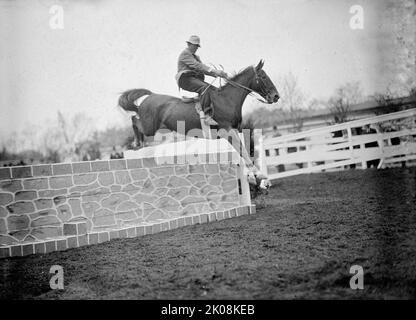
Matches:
[255,59,264,71]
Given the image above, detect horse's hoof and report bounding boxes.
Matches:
[259,179,271,190]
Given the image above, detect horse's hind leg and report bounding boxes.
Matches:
[131,116,145,149]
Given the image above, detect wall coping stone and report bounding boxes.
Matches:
[0,152,240,181]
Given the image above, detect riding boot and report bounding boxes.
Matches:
[200,89,218,126]
[204,110,218,126]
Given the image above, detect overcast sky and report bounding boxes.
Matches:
[0,0,410,142]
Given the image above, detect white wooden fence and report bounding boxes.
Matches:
[256,109,416,180]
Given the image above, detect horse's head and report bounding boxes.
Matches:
[251,60,280,104]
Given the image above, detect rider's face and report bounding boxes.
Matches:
[188,43,199,54]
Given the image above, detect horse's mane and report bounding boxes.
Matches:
[219,66,253,91]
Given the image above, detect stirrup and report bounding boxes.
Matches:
[204,115,218,126]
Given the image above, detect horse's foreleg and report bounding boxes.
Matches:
[225,129,270,186]
[229,128,272,191]
[226,128,254,168]
[131,116,144,149]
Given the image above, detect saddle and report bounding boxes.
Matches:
[181,96,200,103]
[182,95,203,113]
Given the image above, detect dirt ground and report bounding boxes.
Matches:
[1,167,415,300]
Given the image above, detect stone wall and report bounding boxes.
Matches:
[0,150,252,258]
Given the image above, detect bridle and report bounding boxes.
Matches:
[224,66,271,104]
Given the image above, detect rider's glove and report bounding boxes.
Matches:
[213,69,228,79]
[219,70,229,79]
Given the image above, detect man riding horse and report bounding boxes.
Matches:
[119,42,280,188]
[176,35,229,126]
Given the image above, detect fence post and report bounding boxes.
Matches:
[306,143,312,169]
[375,125,385,169]
[257,134,267,176]
[346,126,354,169]
[361,140,367,169]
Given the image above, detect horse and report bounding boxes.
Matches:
[118,60,279,177]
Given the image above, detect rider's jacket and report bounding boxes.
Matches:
[175,47,214,84]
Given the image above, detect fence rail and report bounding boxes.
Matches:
[256,109,416,180]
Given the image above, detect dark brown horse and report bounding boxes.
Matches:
[118,60,279,172]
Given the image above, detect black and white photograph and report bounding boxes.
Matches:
[0,0,415,306]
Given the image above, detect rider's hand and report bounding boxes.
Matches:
[219,71,229,79]
[212,69,221,77]
[213,69,228,79]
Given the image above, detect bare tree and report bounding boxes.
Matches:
[307,98,327,111]
[0,112,99,163]
[40,112,97,162]
[278,72,307,132]
[373,83,416,115]
[373,86,402,116]
[379,0,415,96]
[328,82,363,123]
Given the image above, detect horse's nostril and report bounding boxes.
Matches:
[273,95,279,102]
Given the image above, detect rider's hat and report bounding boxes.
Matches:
[186,35,201,47]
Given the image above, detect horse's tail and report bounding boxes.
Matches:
[118,88,153,112]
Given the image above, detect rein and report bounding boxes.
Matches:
[226,78,268,104]
[223,67,269,104]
